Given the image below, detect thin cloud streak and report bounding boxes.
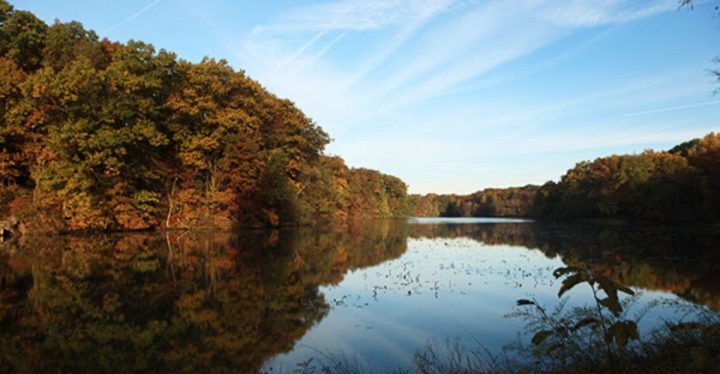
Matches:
[252,0,456,33]
[536,0,676,27]
[230,0,712,193]
[14,0,716,194]
[268,12,350,77]
[239,1,680,132]
[616,99,720,118]
[103,0,161,34]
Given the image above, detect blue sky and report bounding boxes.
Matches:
[14,0,720,194]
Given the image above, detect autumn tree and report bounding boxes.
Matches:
[0,2,408,232]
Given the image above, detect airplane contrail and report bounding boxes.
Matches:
[617,99,720,119]
[103,0,162,34]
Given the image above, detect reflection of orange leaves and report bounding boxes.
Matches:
[264,210,280,227]
[164,345,213,373]
[265,230,279,247]
[102,292,121,314]
[176,290,219,325]
[0,222,416,372]
[335,247,348,264]
[114,235,155,253]
[210,256,233,272]
[189,309,218,324]
[176,291,205,311]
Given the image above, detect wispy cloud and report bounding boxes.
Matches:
[237,0,676,128]
[616,99,720,118]
[226,0,708,193]
[268,23,338,76]
[103,0,161,34]
[17,0,710,194]
[536,0,676,27]
[251,0,455,33]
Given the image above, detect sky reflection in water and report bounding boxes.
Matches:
[0,218,717,373]
[264,219,720,372]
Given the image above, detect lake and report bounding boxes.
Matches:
[0,218,718,372]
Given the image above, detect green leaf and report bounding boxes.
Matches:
[532,330,553,345]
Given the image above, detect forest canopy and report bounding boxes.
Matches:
[0,1,716,232]
[0,1,410,232]
[411,132,720,222]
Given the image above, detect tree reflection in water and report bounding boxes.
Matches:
[409,222,720,311]
[0,220,407,373]
[0,220,718,372]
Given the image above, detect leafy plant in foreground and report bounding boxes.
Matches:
[514,266,640,368]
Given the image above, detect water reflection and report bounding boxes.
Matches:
[0,219,717,372]
[408,222,720,310]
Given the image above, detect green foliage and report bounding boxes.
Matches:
[508,265,720,373]
[411,186,540,218]
[259,150,297,225]
[413,133,720,223]
[0,3,410,231]
[514,266,640,365]
[0,5,46,71]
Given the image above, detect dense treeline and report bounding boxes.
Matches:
[410,186,538,218]
[0,1,409,232]
[412,132,720,222]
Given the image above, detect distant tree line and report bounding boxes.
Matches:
[411,132,720,222]
[0,1,410,232]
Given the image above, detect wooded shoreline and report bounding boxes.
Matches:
[1,2,718,235]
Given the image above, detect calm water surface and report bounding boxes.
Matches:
[0,218,718,372]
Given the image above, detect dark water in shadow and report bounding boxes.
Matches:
[0,219,717,372]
